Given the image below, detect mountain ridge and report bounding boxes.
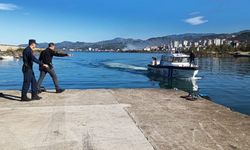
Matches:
[19,30,250,50]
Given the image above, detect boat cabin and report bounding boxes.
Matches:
[159,53,193,67]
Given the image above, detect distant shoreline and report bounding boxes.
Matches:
[67,50,250,58]
[1,47,250,59]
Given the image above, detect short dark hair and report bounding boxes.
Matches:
[29,39,37,46]
[48,42,55,47]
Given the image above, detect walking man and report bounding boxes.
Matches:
[21,39,48,101]
[189,50,195,66]
[37,43,71,93]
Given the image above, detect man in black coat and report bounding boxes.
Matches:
[37,43,71,93]
[21,39,48,101]
[189,50,196,66]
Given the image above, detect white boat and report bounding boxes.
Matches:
[0,56,14,61]
[148,52,199,78]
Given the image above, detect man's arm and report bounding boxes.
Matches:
[23,51,29,67]
[32,52,49,68]
[31,51,43,66]
[52,50,69,57]
[31,51,48,68]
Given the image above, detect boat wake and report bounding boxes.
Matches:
[102,62,147,73]
[178,76,202,80]
[191,77,202,80]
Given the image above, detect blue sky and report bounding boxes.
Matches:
[0,0,250,44]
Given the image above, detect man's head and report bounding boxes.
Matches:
[28,39,37,50]
[48,42,55,50]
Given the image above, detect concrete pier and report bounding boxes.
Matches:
[0,89,249,150]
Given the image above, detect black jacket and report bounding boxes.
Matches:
[39,48,68,71]
[190,52,195,61]
[23,46,43,69]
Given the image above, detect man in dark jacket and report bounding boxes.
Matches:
[37,43,70,93]
[21,39,48,101]
[189,50,196,66]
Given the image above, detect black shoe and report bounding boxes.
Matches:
[32,95,42,100]
[21,96,32,102]
[0,93,4,97]
[186,96,197,101]
[180,95,189,99]
[56,89,65,93]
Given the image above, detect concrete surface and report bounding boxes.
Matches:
[0,89,249,150]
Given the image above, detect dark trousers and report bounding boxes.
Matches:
[190,59,195,66]
[37,68,60,91]
[21,66,38,97]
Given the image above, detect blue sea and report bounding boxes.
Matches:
[1,52,250,115]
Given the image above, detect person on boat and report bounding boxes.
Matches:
[21,39,49,101]
[37,43,71,93]
[189,50,195,66]
[151,57,157,66]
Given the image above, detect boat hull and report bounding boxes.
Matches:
[233,54,250,57]
[148,65,199,78]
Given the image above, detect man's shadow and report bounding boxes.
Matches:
[0,93,21,101]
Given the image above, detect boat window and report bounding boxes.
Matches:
[161,56,173,62]
[173,57,181,62]
[167,57,173,62]
[172,57,189,63]
[182,58,189,63]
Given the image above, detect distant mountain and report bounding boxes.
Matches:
[234,30,250,41]
[19,30,250,50]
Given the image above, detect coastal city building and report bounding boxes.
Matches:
[183,40,188,47]
[214,38,221,46]
[140,36,246,52]
[194,42,199,47]
[208,39,213,46]
[174,41,179,48]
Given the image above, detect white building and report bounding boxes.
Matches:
[174,41,179,48]
[171,42,174,48]
[143,47,151,51]
[150,46,159,50]
[236,42,239,47]
[214,38,221,46]
[203,40,207,46]
[208,39,213,46]
[183,40,189,47]
[178,44,183,48]
[194,42,199,47]
[221,39,226,45]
